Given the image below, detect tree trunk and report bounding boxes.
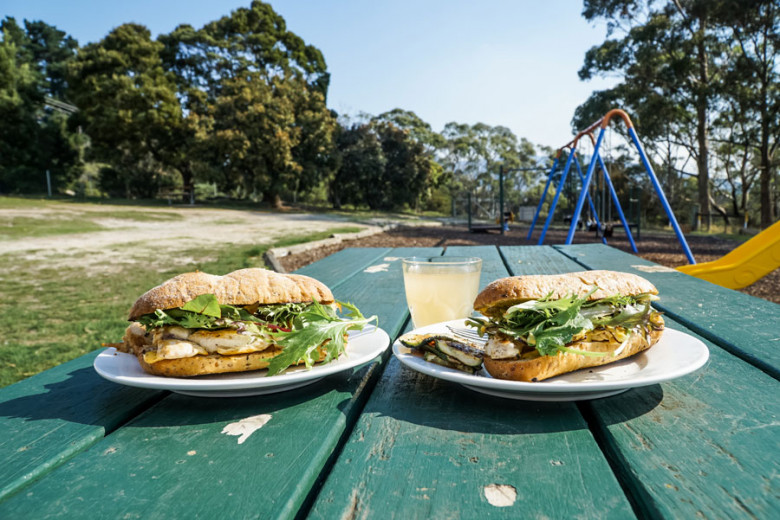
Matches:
[759,92,774,228]
[180,163,194,204]
[695,29,712,231]
[709,193,730,227]
[264,190,283,209]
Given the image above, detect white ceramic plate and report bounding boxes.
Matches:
[94,325,390,397]
[393,320,709,401]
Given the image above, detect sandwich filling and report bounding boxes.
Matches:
[468,289,665,360]
[126,294,375,376]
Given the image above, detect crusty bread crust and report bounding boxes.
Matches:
[137,347,284,377]
[135,346,330,377]
[483,327,663,382]
[474,270,657,317]
[128,268,333,320]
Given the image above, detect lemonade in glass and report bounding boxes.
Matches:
[402,257,482,328]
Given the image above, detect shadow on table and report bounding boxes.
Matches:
[0,361,376,430]
[370,361,664,435]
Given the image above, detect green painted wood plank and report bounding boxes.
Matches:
[0,247,441,519]
[445,245,506,289]
[500,245,586,275]
[0,351,163,502]
[582,319,780,519]
[554,244,780,379]
[308,246,635,519]
[294,247,393,282]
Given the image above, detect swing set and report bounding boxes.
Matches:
[527,109,697,264]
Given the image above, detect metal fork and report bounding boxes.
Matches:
[446,325,487,345]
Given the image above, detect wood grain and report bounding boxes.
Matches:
[0,353,163,502]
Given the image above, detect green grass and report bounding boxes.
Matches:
[0,215,106,239]
[0,197,187,240]
[0,226,365,388]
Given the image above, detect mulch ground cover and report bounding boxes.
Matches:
[278,224,779,304]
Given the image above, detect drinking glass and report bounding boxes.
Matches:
[402,257,482,328]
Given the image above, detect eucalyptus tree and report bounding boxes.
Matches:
[439,122,536,204]
[577,0,728,229]
[712,0,779,227]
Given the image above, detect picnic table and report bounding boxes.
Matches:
[0,244,778,518]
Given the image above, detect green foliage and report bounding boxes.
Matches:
[439,122,539,207]
[331,119,437,211]
[577,0,779,228]
[67,24,183,199]
[0,18,80,194]
[158,1,336,207]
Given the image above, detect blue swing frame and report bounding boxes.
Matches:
[527,109,696,264]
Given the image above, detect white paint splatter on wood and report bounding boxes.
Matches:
[221,414,272,444]
[483,484,517,507]
[364,264,389,273]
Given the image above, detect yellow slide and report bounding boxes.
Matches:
[676,220,780,289]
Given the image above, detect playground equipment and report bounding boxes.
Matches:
[467,165,545,234]
[676,220,780,289]
[527,109,696,264]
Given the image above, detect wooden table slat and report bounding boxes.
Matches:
[294,247,394,283]
[583,319,780,519]
[554,243,780,379]
[0,247,440,519]
[0,352,163,502]
[307,245,636,519]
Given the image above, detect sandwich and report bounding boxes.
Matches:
[116,268,374,377]
[467,270,665,382]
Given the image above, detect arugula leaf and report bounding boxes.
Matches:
[254,302,309,327]
[136,295,265,330]
[180,294,222,317]
[265,300,376,376]
[468,287,659,358]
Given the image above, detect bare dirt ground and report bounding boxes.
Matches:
[277,224,780,304]
[0,205,373,273]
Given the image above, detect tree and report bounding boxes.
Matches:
[159,1,335,206]
[713,0,779,227]
[578,0,727,230]
[0,18,79,194]
[330,119,437,211]
[331,123,387,209]
[439,122,535,198]
[67,24,182,198]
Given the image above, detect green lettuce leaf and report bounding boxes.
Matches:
[265,300,376,376]
[468,288,658,358]
[180,294,221,317]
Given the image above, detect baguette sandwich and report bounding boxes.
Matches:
[116,268,374,377]
[468,270,665,382]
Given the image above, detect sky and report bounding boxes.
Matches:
[2,0,619,149]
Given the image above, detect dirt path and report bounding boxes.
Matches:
[0,204,375,273]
